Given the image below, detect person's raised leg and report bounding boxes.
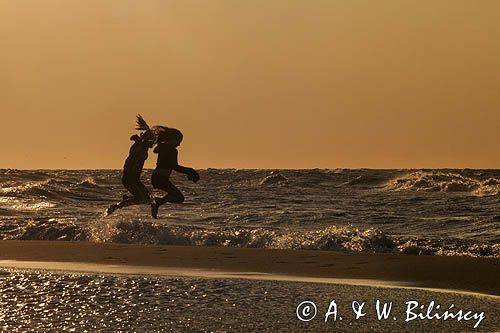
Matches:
[151,179,184,218]
[107,182,151,216]
[106,197,140,215]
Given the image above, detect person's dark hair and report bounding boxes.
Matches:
[135,114,150,132]
[156,127,183,145]
[134,114,182,145]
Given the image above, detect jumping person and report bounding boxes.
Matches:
[150,126,199,218]
[106,115,155,215]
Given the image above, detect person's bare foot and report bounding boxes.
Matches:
[106,204,118,216]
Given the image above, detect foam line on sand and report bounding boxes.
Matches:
[0,259,498,300]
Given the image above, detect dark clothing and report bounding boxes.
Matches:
[154,144,178,170]
[154,143,193,174]
[123,135,149,181]
[122,134,150,201]
[149,142,199,218]
[151,143,193,205]
[122,177,150,202]
[151,169,184,204]
[106,134,152,216]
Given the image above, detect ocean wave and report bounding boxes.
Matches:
[0,216,497,257]
[340,174,390,187]
[259,172,288,185]
[77,177,100,187]
[397,239,500,257]
[386,171,500,196]
[0,197,56,211]
[89,220,395,252]
[86,219,499,257]
[0,218,87,241]
[0,177,112,204]
[1,169,500,258]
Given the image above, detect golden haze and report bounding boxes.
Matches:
[1,0,499,169]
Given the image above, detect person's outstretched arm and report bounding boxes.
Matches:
[174,165,199,182]
[172,150,200,182]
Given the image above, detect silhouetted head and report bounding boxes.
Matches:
[156,127,183,147]
[140,130,155,148]
[134,114,155,148]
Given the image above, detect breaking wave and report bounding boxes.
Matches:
[0,177,113,205]
[259,172,288,185]
[386,171,500,196]
[0,197,56,211]
[1,169,500,258]
[85,219,499,258]
[89,220,394,252]
[0,216,498,257]
[0,218,87,241]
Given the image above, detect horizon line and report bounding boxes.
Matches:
[2,167,500,171]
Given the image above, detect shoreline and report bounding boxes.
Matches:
[1,259,498,300]
[0,240,499,296]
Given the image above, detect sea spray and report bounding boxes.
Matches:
[386,171,500,195]
[1,169,499,257]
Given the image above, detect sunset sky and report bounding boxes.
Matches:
[1,0,499,169]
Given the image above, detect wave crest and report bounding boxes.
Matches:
[88,220,499,257]
[0,177,111,205]
[259,172,288,185]
[89,220,396,253]
[386,171,500,196]
[0,218,88,241]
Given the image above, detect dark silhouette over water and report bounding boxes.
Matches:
[106,115,155,215]
[150,126,199,218]
[106,116,199,218]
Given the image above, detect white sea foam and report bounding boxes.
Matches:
[86,219,499,257]
[1,169,499,257]
[0,197,56,211]
[386,171,500,196]
[259,172,288,185]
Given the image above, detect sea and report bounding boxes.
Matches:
[1,168,499,257]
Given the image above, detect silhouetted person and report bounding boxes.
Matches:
[106,115,155,215]
[150,127,199,218]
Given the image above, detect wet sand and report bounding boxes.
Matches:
[0,241,499,331]
[0,240,498,296]
[0,267,498,332]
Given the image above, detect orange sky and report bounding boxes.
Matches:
[1,0,499,169]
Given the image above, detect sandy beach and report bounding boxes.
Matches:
[1,240,498,295]
[0,241,499,332]
[3,0,500,331]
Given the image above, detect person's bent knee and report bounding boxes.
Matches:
[151,180,160,189]
[151,175,161,189]
[173,194,184,203]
